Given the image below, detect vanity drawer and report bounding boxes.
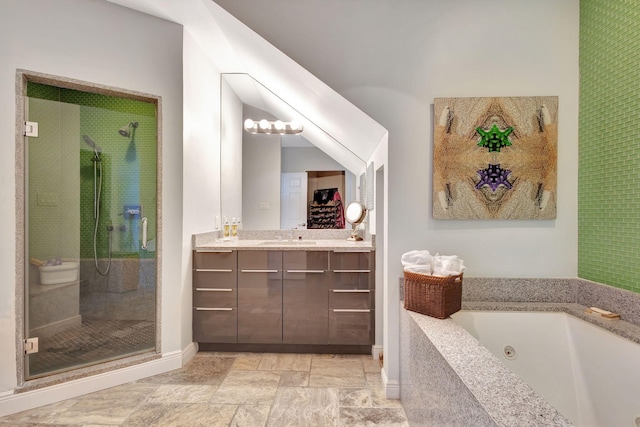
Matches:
[193,269,237,289]
[328,309,374,345]
[283,251,329,271]
[331,271,372,290]
[238,250,282,270]
[329,289,373,310]
[330,251,374,271]
[193,308,237,343]
[193,250,237,269]
[193,287,237,308]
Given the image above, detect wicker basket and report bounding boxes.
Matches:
[403,271,463,319]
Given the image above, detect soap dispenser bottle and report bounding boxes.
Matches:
[223,217,230,238]
[231,217,238,238]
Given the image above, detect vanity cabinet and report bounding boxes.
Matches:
[329,250,375,345]
[283,251,330,344]
[192,250,238,343]
[193,246,375,350]
[237,251,283,344]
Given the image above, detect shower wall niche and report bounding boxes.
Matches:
[24,80,158,380]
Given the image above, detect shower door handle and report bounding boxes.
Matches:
[141,217,148,250]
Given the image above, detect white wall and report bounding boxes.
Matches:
[282,146,356,203]
[182,30,221,349]
[0,0,183,393]
[220,78,243,221]
[282,146,351,173]
[212,0,580,394]
[242,133,281,229]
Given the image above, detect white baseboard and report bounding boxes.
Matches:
[182,341,198,366]
[0,347,187,417]
[371,344,383,360]
[381,368,400,399]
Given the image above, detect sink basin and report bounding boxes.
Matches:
[258,240,317,246]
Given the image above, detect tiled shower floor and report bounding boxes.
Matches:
[3,352,409,426]
[28,319,155,377]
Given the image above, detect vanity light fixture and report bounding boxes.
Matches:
[244,118,304,135]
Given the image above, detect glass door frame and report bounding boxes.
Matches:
[15,69,163,386]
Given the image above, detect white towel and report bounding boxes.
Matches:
[401,250,434,275]
[433,255,465,277]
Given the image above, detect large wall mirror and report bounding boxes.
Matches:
[220,73,367,230]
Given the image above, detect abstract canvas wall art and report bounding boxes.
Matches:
[433,96,558,220]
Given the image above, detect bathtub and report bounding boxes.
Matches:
[451,311,640,427]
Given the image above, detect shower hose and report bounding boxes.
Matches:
[93,155,112,276]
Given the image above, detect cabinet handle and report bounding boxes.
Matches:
[195,307,233,311]
[240,269,279,273]
[196,249,233,253]
[333,269,371,273]
[333,249,371,253]
[286,270,325,273]
[332,309,371,313]
[195,288,233,292]
[194,268,233,272]
[332,289,370,293]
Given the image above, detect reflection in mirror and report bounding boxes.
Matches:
[220,73,367,230]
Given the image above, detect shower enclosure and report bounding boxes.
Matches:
[22,79,158,380]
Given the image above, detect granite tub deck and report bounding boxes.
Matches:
[399,277,640,426]
[400,307,571,426]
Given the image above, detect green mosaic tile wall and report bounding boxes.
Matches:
[28,83,157,260]
[579,0,640,293]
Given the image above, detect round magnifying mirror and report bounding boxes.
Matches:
[345,201,367,240]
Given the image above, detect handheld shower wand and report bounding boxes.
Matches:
[82,135,102,159]
[83,135,101,218]
[82,135,111,276]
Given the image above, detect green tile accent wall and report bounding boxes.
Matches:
[27,83,157,260]
[579,0,640,293]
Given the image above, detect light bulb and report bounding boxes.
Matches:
[259,119,270,130]
[290,120,301,131]
[244,119,255,129]
[274,120,284,131]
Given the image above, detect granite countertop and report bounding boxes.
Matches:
[192,231,374,251]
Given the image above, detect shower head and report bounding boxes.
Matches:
[82,135,102,154]
[118,122,139,138]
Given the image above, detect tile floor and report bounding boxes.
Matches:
[0,352,409,426]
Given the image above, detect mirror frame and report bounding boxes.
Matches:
[345,201,367,225]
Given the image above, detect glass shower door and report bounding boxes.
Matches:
[24,87,157,380]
